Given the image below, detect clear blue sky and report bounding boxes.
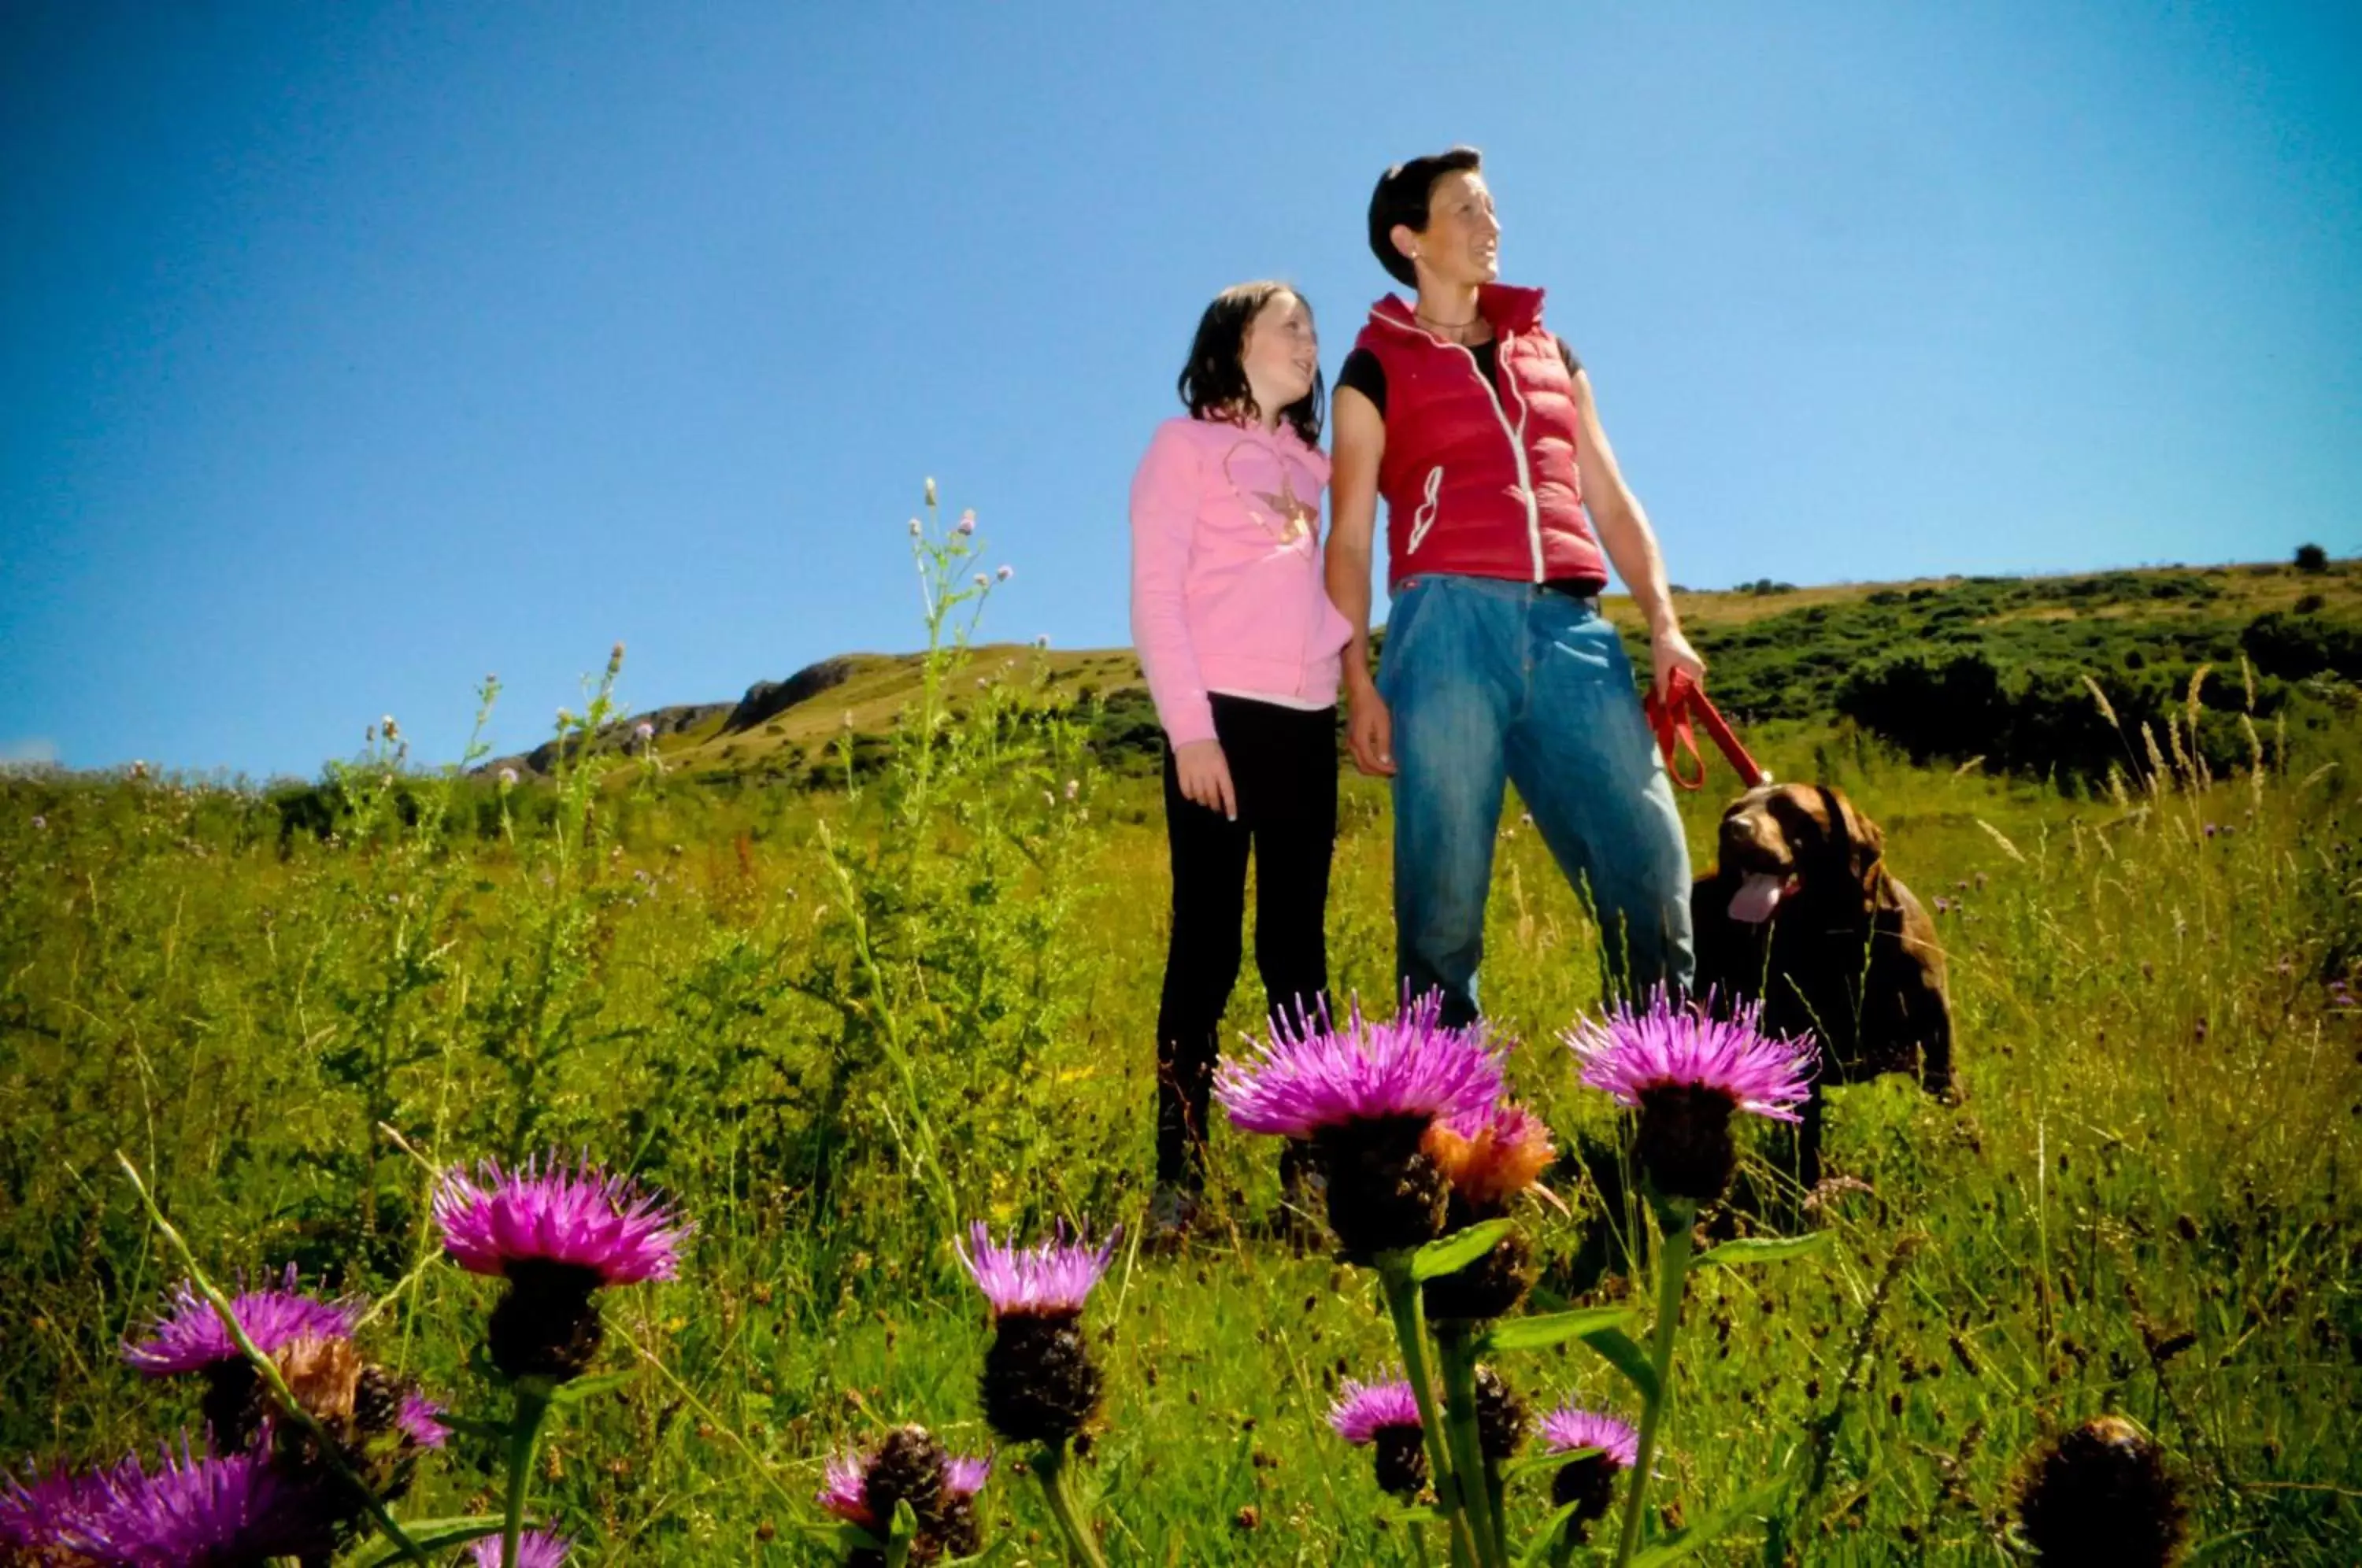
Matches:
[3,2,2356,779]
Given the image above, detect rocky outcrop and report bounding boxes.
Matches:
[721,658,854,734]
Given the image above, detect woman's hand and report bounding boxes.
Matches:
[1650,624,1707,701]
[1173,738,1238,819]
[1346,679,1397,777]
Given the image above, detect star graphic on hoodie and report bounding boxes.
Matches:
[1253,470,1319,545]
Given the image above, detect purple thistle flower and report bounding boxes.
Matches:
[122,1267,359,1377]
[1,1461,110,1552]
[435,1156,687,1381]
[995,564,1013,582]
[632,720,655,742]
[945,1454,991,1500]
[1564,993,1816,1124]
[1327,1378,1422,1444]
[63,1439,341,1566]
[432,1156,687,1287]
[816,1452,875,1526]
[1538,1407,1638,1469]
[1566,992,1817,1204]
[471,1528,570,1566]
[955,510,976,535]
[957,1222,1116,1318]
[397,1392,450,1450]
[1214,993,1506,1140]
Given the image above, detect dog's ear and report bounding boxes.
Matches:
[1827,789,1886,897]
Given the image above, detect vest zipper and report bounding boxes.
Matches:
[1442,336,1544,582]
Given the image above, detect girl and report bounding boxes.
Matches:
[1131,281,1350,1242]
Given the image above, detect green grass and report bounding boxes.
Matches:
[3,556,2360,1564]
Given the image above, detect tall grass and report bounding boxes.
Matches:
[2,554,2356,1562]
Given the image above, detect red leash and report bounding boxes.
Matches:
[1644,669,1768,791]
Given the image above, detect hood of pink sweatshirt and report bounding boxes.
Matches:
[1127,416,1353,746]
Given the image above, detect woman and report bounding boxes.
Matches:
[1324,146,1703,1024]
[1130,281,1350,1241]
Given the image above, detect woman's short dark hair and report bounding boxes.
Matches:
[1368,146,1484,287]
[1177,281,1324,446]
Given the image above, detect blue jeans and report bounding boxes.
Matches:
[1377,573,1695,1026]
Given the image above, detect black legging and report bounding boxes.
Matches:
[1155,694,1338,1190]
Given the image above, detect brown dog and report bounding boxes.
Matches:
[1690,782,1953,1193]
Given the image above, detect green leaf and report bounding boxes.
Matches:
[546,1366,640,1407]
[1376,1500,1442,1527]
[1580,1326,1661,1403]
[350,1516,505,1565]
[2186,1530,2259,1564]
[1626,1477,1787,1567]
[1692,1233,1831,1269]
[1499,1445,1605,1485]
[1409,1218,1517,1281]
[1517,1498,1587,1567]
[1479,1306,1635,1354]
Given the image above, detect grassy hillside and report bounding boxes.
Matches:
[506,558,2360,796]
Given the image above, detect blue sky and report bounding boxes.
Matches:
[3,2,2356,778]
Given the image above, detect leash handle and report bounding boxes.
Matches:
[1645,669,1767,791]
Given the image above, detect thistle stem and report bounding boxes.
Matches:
[1435,1326,1506,1568]
[1613,1198,1697,1568]
[1379,1259,1481,1568]
[1034,1438,1109,1568]
[500,1382,553,1568]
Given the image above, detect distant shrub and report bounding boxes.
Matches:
[2297,542,2330,573]
[2242,610,2362,682]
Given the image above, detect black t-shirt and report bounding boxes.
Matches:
[1335,335,1583,418]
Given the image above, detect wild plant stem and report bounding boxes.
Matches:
[500,1383,553,1568]
[1034,1439,1109,1568]
[1380,1259,1481,1568]
[1436,1326,1506,1567]
[1613,1198,1697,1568]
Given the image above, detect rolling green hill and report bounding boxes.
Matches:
[487,557,2360,792]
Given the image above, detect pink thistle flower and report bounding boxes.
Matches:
[1538,1407,1638,1469]
[945,1453,991,1499]
[816,1452,875,1526]
[435,1156,689,1381]
[955,510,976,535]
[1564,992,1816,1204]
[957,1222,1116,1319]
[63,1438,342,1565]
[1214,993,1505,1140]
[0,1461,110,1554]
[432,1157,687,1287]
[1539,1406,1639,1538]
[1327,1376,1427,1498]
[398,1392,451,1450]
[472,1527,570,1566]
[996,564,1013,582]
[1564,993,1815,1124]
[122,1267,359,1378]
[1327,1378,1422,1444]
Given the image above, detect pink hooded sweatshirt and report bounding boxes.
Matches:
[1129,415,1353,747]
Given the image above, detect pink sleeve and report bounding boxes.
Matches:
[1128,423,1217,747]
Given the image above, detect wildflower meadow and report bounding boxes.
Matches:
[2,498,2358,1564]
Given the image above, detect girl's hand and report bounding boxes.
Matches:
[1174,739,1238,820]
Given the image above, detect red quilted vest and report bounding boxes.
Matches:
[1354,285,1605,589]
